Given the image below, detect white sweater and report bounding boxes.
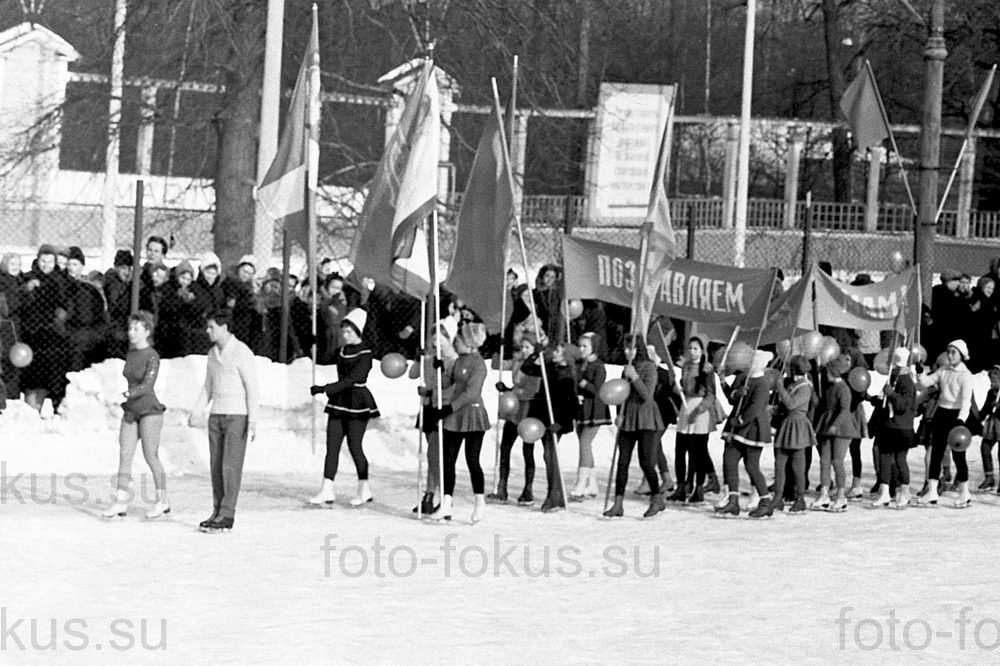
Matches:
[919,363,974,422]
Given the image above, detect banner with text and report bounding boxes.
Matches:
[561,235,776,325]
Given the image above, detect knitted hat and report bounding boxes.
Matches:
[891,347,910,368]
[67,246,85,265]
[789,354,811,376]
[560,342,583,366]
[37,244,56,257]
[342,308,367,336]
[174,260,195,278]
[113,249,134,267]
[237,254,255,270]
[199,252,221,271]
[947,339,969,361]
[55,246,71,257]
[940,269,961,283]
[829,354,852,377]
[748,350,773,378]
[458,322,487,350]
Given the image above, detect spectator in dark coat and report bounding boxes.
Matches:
[103,249,133,359]
[159,261,202,357]
[189,252,226,354]
[223,255,260,351]
[64,246,108,370]
[19,245,72,412]
[0,253,24,397]
[930,269,963,361]
[967,276,998,372]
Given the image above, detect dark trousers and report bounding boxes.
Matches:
[614,430,660,496]
[878,450,910,486]
[773,447,805,500]
[324,417,369,481]
[982,439,999,476]
[675,433,711,488]
[722,442,768,495]
[849,438,863,478]
[498,420,535,488]
[208,414,249,519]
[929,408,968,483]
[443,430,485,495]
[542,432,565,507]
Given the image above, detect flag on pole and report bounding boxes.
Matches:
[444,86,515,332]
[839,62,891,154]
[349,59,439,298]
[256,9,320,255]
[966,64,997,137]
[630,89,677,337]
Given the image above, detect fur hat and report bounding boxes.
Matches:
[67,246,86,265]
[174,260,195,278]
[891,347,910,368]
[789,354,811,376]
[458,322,487,350]
[237,254,255,270]
[342,308,367,336]
[748,350,773,378]
[37,244,56,257]
[947,339,969,361]
[113,249,134,267]
[828,354,852,377]
[199,252,221,271]
[940,269,961,283]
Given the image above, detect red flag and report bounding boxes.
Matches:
[839,61,891,153]
[349,59,439,297]
[444,86,515,332]
[256,11,320,253]
[630,89,677,336]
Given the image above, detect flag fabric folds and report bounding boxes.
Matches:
[967,64,997,137]
[349,59,439,298]
[256,12,320,253]
[443,92,515,332]
[630,88,677,337]
[839,62,891,154]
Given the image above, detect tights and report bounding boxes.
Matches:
[115,414,166,492]
[324,417,369,480]
[773,447,805,501]
[722,442,768,495]
[499,420,535,488]
[675,433,712,488]
[928,408,968,483]
[613,430,660,496]
[442,430,485,495]
[817,437,850,490]
[577,426,599,468]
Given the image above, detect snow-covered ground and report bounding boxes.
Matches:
[3,357,999,663]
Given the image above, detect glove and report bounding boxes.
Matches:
[309,384,326,396]
[417,386,432,398]
[424,407,441,428]
[547,423,561,435]
[495,382,512,392]
[438,405,454,420]
[432,358,444,369]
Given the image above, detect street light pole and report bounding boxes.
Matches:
[915,0,946,305]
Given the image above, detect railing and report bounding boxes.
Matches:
[508,194,1000,240]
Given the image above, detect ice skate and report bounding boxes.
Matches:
[145,502,171,519]
[748,496,774,519]
[894,486,911,509]
[308,479,336,506]
[603,495,624,518]
[349,480,373,507]
[686,487,704,504]
[747,488,761,511]
[810,490,832,511]
[634,477,651,496]
[471,494,486,523]
[101,489,130,519]
[871,484,892,508]
[201,516,234,533]
[569,468,587,500]
[666,483,689,502]
[429,495,453,522]
[642,493,666,518]
[789,497,807,514]
[487,478,509,504]
[978,474,996,492]
[703,473,721,494]
[412,492,437,515]
[714,494,740,518]
[846,479,863,499]
[582,469,599,498]
[830,494,848,513]
[953,482,972,509]
[516,487,535,506]
[916,479,939,506]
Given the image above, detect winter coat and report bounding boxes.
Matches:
[617,359,663,432]
[723,374,773,446]
[773,378,818,450]
[65,278,108,367]
[159,281,203,357]
[441,351,491,432]
[577,357,611,427]
[814,380,861,440]
[223,277,260,351]
[523,358,578,433]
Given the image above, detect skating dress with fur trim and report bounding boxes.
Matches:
[723,374,772,446]
[813,380,859,439]
[773,378,817,450]
[323,343,379,419]
[441,351,490,432]
[576,358,611,427]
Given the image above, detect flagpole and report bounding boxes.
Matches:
[306,4,320,455]
[416,264,427,518]
[492,79,566,510]
[866,60,918,216]
[933,64,997,224]
[431,207,446,511]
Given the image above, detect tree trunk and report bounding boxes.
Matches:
[821,0,852,202]
[213,68,262,269]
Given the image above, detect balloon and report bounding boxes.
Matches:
[497,392,520,419]
[948,425,973,452]
[379,352,408,379]
[847,366,871,393]
[799,331,824,360]
[776,339,792,358]
[888,250,906,274]
[8,342,32,368]
[727,341,754,373]
[566,299,584,320]
[817,339,841,367]
[517,417,546,444]
[909,343,927,365]
[599,378,631,406]
[873,349,891,375]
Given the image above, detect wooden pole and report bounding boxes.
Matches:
[279,228,291,363]
[129,180,144,316]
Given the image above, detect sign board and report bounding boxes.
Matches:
[585,83,676,225]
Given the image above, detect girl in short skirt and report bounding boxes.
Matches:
[768,354,817,514]
[570,332,610,500]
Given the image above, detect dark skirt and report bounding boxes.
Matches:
[875,427,915,453]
